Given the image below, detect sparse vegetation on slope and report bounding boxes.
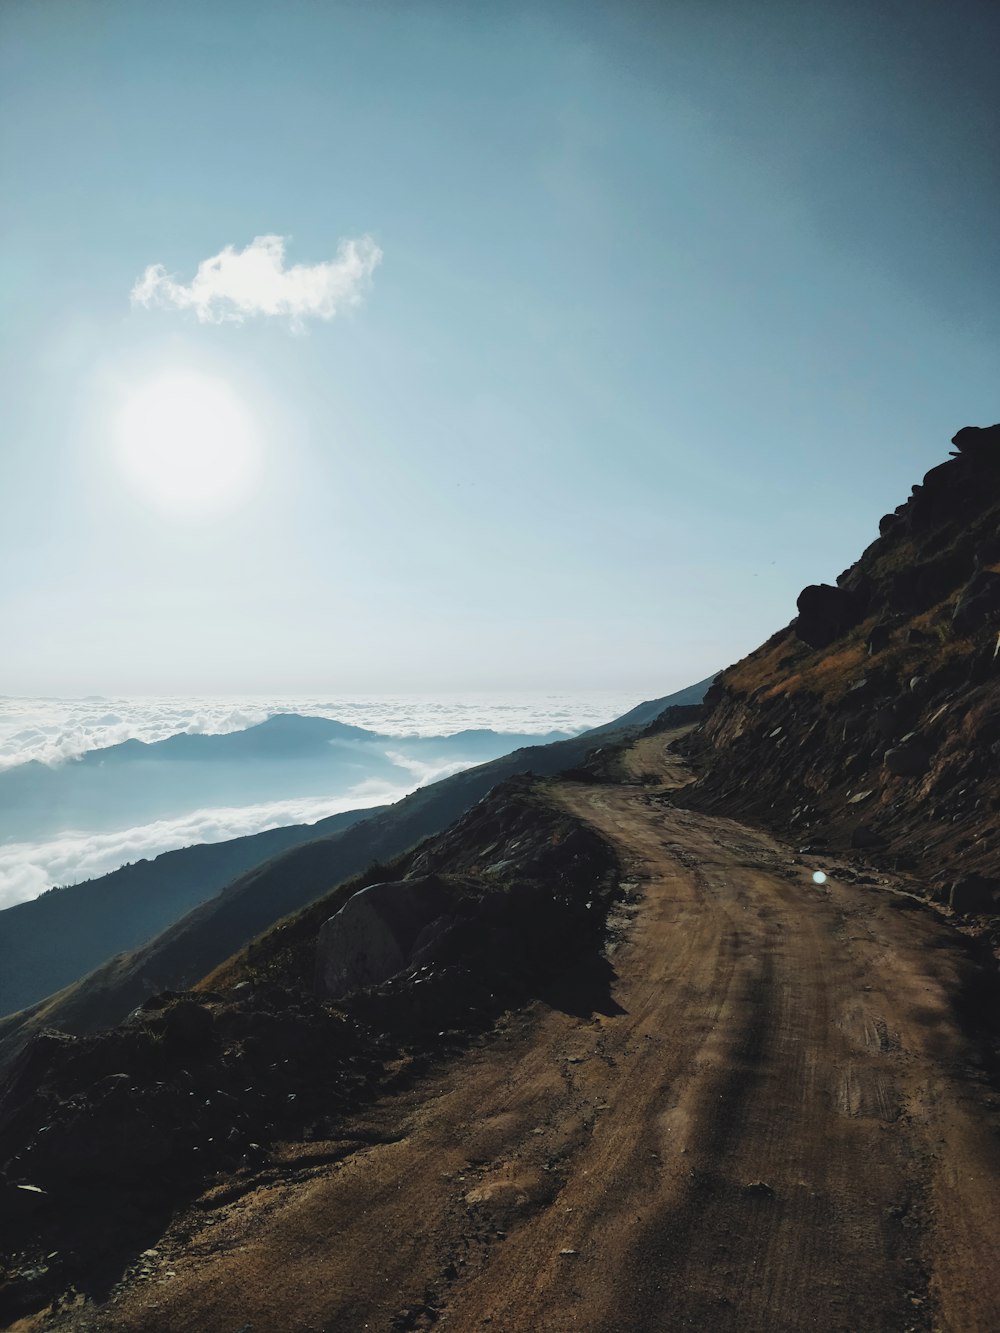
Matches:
[680,423,1000,930]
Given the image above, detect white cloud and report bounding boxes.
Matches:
[0,694,617,772]
[130,233,382,327]
[384,751,484,788]
[0,700,272,770]
[0,691,640,908]
[0,785,412,911]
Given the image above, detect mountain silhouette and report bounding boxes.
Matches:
[0,716,571,843]
[0,684,707,1045]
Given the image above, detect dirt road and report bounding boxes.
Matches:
[50,736,1000,1333]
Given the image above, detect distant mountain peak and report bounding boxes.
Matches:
[252,713,377,740]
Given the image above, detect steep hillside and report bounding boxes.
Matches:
[0,777,620,1326]
[584,673,716,734]
[680,423,1000,924]
[0,804,387,1018]
[0,693,706,1070]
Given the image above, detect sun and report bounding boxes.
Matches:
[115,370,261,514]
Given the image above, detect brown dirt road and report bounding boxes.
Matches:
[40,734,1000,1333]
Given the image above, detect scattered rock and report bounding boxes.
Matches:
[876,706,901,741]
[0,1182,47,1233]
[843,677,879,709]
[158,999,215,1051]
[884,737,931,778]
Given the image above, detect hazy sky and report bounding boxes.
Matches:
[2,0,998,696]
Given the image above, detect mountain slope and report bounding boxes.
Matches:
[0,687,707,1063]
[0,715,570,841]
[0,804,388,1018]
[0,724,576,1021]
[583,673,716,734]
[678,423,1000,918]
[3,728,998,1332]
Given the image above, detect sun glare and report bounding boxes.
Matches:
[115,371,260,514]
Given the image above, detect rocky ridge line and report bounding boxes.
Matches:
[680,423,1000,933]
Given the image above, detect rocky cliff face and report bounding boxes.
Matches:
[680,424,1000,920]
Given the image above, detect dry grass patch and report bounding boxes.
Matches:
[724,629,869,705]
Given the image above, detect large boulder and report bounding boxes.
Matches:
[950,424,1000,460]
[794,584,862,649]
[878,512,901,537]
[316,876,451,999]
[867,623,894,655]
[952,569,1000,636]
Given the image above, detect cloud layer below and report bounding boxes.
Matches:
[0,692,639,908]
[0,693,630,771]
[130,233,382,326]
[0,783,408,911]
[0,744,523,911]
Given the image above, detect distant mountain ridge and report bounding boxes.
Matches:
[6,713,575,774]
[0,680,711,1057]
[0,804,387,1020]
[0,714,572,843]
[583,675,716,734]
[70,713,379,764]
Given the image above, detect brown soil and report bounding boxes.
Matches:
[35,734,1000,1333]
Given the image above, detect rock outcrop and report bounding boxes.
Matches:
[795,584,863,649]
[681,423,1000,913]
[316,876,451,998]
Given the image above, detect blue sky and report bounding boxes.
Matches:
[2,0,998,696]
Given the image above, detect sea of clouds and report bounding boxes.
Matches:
[0,783,411,910]
[0,692,640,909]
[0,692,637,771]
